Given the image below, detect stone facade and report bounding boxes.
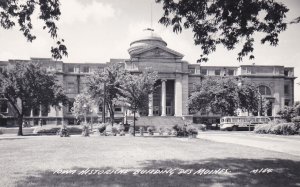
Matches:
[0,33,296,126]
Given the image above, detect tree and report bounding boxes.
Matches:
[0,0,67,59]
[0,62,67,135]
[156,0,299,62]
[118,70,158,136]
[277,102,300,122]
[189,77,262,116]
[189,77,240,116]
[72,93,95,125]
[87,64,126,125]
[238,81,260,115]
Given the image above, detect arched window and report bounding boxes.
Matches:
[258,85,271,95]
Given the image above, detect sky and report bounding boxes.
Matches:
[0,0,300,100]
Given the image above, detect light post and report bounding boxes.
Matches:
[102,82,106,123]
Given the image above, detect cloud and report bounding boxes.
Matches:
[60,0,116,24]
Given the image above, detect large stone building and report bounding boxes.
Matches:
[0,32,297,126]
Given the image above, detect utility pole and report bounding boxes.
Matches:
[102,82,106,123]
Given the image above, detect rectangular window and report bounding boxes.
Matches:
[33,107,40,116]
[200,69,207,75]
[83,66,90,73]
[0,67,3,73]
[98,105,103,112]
[284,85,289,95]
[284,99,290,106]
[215,69,221,76]
[68,66,75,73]
[0,100,8,113]
[284,70,289,76]
[67,82,76,93]
[68,101,74,113]
[228,69,234,76]
[41,105,50,117]
[115,107,122,112]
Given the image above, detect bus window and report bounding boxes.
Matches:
[226,118,231,123]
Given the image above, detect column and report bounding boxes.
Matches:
[148,93,153,116]
[174,76,182,116]
[161,79,166,116]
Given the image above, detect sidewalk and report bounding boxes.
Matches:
[198,131,300,157]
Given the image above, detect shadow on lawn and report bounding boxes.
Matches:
[16,158,300,187]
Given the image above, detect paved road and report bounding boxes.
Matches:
[198,131,300,157]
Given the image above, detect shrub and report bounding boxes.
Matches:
[199,124,207,131]
[187,126,198,137]
[171,129,178,136]
[165,128,172,135]
[58,126,70,137]
[105,125,118,136]
[33,125,82,135]
[129,127,134,136]
[117,124,125,132]
[98,123,106,134]
[254,122,299,135]
[254,123,272,134]
[292,116,300,123]
[34,127,60,134]
[119,131,125,136]
[158,127,164,135]
[139,127,144,136]
[82,125,90,137]
[147,126,154,135]
[172,124,188,137]
[123,123,130,132]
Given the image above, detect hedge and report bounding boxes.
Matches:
[34,126,82,135]
[254,122,300,135]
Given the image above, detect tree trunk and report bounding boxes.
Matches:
[110,110,114,126]
[133,111,136,137]
[17,115,23,136]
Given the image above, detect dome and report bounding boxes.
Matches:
[128,31,167,56]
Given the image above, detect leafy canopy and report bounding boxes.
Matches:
[0,62,67,115]
[0,62,67,135]
[156,0,299,62]
[118,69,158,112]
[189,77,261,116]
[72,93,95,120]
[0,0,67,59]
[87,64,126,124]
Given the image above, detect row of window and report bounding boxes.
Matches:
[200,69,235,76]
[67,66,92,73]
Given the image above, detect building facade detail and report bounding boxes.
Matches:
[0,33,297,126]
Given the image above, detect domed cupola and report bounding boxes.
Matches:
[128,31,167,56]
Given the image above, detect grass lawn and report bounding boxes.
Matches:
[0,135,299,187]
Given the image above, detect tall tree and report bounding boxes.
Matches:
[156,0,299,62]
[0,0,67,59]
[118,70,158,136]
[189,77,263,116]
[238,81,260,115]
[87,64,126,125]
[0,62,67,135]
[72,93,95,124]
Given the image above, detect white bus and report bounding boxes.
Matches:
[220,116,271,131]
